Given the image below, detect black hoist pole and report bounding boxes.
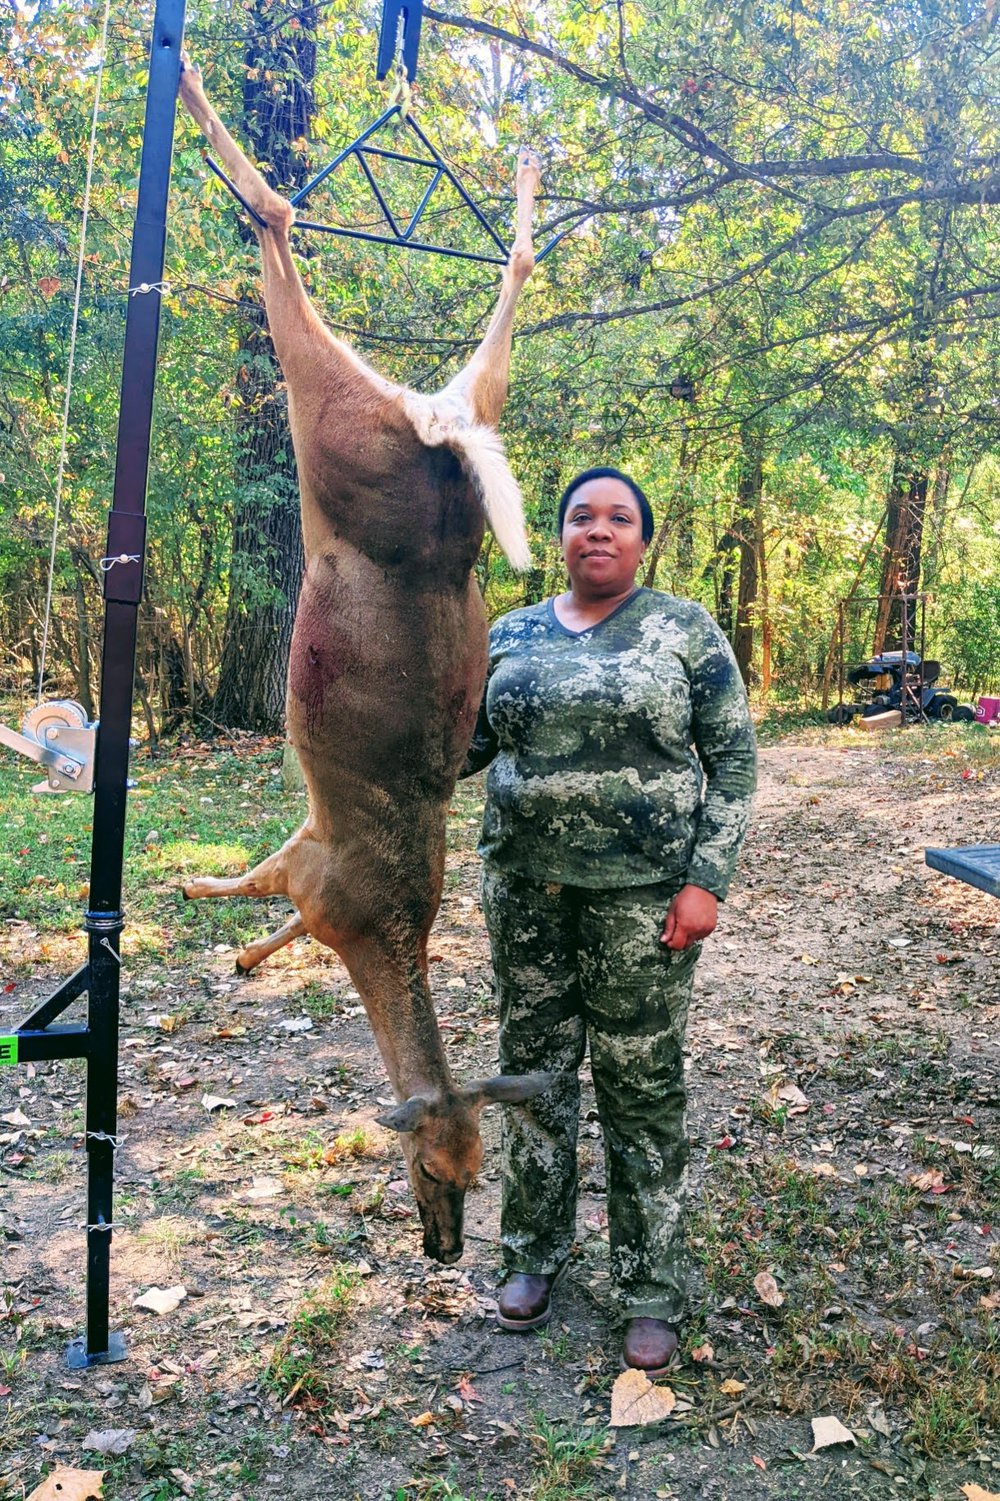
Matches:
[7,0,187,1369]
[76,0,187,1368]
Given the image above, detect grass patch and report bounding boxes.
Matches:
[526,1414,608,1500]
[264,1265,361,1405]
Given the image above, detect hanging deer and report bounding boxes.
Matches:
[177,58,550,1264]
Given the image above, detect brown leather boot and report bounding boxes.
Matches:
[621,1318,679,1378]
[496,1264,567,1331]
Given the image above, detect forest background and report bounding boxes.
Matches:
[3,0,1000,740]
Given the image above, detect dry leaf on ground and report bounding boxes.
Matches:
[609,1368,677,1427]
[753,1271,784,1308]
[719,1378,746,1396]
[26,1468,105,1501]
[81,1430,135,1456]
[810,1414,857,1451]
[133,1285,187,1315]
[774,1083,810,1114]
[244,1176,283,1200]
[961,1486,1000,1501]
[201,1094,236,1112]
[690,1342,714,1362]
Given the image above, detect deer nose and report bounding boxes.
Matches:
[423,1231,464,1264]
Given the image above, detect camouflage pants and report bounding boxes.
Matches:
[482,866,699,1324]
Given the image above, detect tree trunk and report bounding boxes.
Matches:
[212,1,318,732]
[732,429,764,687]
[758,500,771,700]
[920,450,951,592]
[873,456,928,654]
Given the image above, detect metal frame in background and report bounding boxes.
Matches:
[0,0,187,1368]
[835,592,928,727]
[206,104,580,267]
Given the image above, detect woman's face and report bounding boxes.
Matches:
[561,478,647,597]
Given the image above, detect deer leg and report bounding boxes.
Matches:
[183,843,291,901]
[439,149,541,428]
[178,56,399,405]
[236,913,308,975]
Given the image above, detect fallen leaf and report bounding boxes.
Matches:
[751,1455,767,1471]
[26,1469,104,1501]
[278,1017,313,1033]
[910,1169,947,1192]
[753,1271,784,1308]
[719,1378,746,1396]
[961,1486,1000,1501]
[0,1109,30,1127]
[244,1176,283,1200]
[133,1285,187,1315]
[953,1265,994,1281]
[690,1342,714,1363]
[201,1094,236,1112]
[774,1083,810,1114]
[410,1411,435,1428]
[810,1414,856,1451]
[81,1430,135,1457]
[138,1375,182,1407]
[609,1368,676,1427]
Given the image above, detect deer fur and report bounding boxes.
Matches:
[177,58,550,1264]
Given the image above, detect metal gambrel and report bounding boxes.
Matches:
[204,0,573,265]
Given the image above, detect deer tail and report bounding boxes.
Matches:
[448,423,532,573]
[402,396,532,572]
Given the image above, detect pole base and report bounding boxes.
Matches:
[66,1332,127,1370]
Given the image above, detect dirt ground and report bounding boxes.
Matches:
[1,728,998,1501]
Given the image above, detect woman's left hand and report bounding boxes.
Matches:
[661,884,718,950]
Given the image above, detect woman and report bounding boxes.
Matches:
[463,467,756,1375]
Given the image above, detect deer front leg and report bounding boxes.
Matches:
[440,149,541,428]
[182,839,293,901]
[236,913,308,974]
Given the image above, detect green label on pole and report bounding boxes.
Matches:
[0,1036,17,1067]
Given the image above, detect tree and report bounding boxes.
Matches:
[212,0,319,731]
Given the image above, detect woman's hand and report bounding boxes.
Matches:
[661,884,718,950]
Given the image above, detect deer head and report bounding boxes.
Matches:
[377,1072,554,1264]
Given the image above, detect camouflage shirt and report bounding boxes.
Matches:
[463,588,756,896]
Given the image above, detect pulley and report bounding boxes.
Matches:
[0,699,98,794]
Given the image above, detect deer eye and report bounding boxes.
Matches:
[418,1162,441,1184]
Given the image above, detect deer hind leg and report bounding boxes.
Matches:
[178,56,293,236]
[178,56,398,407]
[439,149,541,428]
[236,913,308,975]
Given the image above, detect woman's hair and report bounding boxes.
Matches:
[556,466,655,545]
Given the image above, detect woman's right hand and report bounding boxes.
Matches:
[661,884,717,950]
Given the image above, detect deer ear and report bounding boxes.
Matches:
[375,1095,431,1133]
[463,1071,557,1109]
